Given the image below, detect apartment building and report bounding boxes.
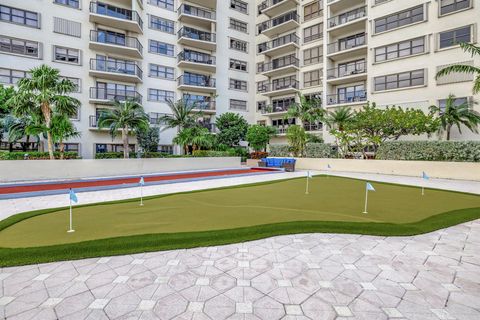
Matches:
[1,0,479,158]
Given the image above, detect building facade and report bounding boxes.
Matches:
[1,0,479,158]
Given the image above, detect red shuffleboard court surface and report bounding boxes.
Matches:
[0,167,282,199]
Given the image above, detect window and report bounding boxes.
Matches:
[438,97,469,113]
[304,45,322,65]
[158,145,174,154]
[374,5,424,34]
[0,35,40,58]
[375,37,425,62]
[148,89,174,102]
[229,59,247,71]
[440,0,471,15]
[304,1,322,21]
[304,23,322,43]
[53,17,81,37]
[439,25,472,49]
[0,5,40,28]
[149,15,175,34]
[94,82,136,101]
[54,46,80,64]
[230,99,247,111]
[0,68,27,85]
[229,79,247,91]
[230,18,248,33]
[148,0,174,11]
[230,0,248,14]
[149,64,174,80]
[149,40,174,56]
[304,69,322,88]
[54,0,80,9]
[60,76,81,93]
[257,100,266,111]
[230,38,248,52]
[272,97,295,112]
[374,69,425,91]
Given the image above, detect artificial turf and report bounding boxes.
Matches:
[0,175,479,266]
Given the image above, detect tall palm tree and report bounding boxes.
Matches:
[325,106,354,131]
[429,94,480,140]
[50,115,81,159]
[160,99,200,132]
[98,100,149,159]
[10,65,80,159]
[285,94,324,125]
[436,43,480,94]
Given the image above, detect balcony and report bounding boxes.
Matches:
[187,0,216,9]
[327,33,367,60]
[326,61,366,85]
[89,2,143,34]
[326,91,367,106]
[177,74,216,94]
[177,50,216,73]
[177,27,216,51]
[257,55,299,78]
[257,33,300,57]
[328,0,365,13]
[178,4,215,28]
[199,122,217,133]
[258,0,299,18]
[304,123,323,132]
[257,11,299,38]
[183,99,216,114]
[327,6,367,36]
[89,58,142,83]
[260,104,292,115]
[89,87,142,104]
[89,30,143,59]
[257,77,299,97]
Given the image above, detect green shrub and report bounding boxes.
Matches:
[191,150,236,157]
[376,141,480,162]
[305,143,335,158]
[0,151,79,160]
[269,144,291,157]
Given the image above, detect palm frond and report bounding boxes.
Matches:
[435,64,480,79]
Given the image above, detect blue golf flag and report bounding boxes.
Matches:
[139,176,145,186]
[422,171,429,180]
[69,189,78,203]
[366,182,375,192]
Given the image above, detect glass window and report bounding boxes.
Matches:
[149,40,174,56]
[229,59,247,71]
[230,38,248,52]
[54,0,80,9]
[304,69,322,87]
[374,69,425,91]
[230,0,248,14]
[149,0,174,11]
[0,5,39,28]
[304,1,322,21]
[440,0,471,15]
[148,88,174,102]
[374,36,425,62]
[150,15,175,34]
[229,79,247,91]
[438,96,469,113]
[374,5,424,34]
[230,18,248,33]
[439,25,472,49]
[54,46,80,64]
[0,35,39,58]
[0,68,27,85]
[303,23,322,43]
[230,99,247,111]
[304,45,322,65]
[149,64,174,80]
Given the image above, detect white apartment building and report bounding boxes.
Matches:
[0,0,479,158]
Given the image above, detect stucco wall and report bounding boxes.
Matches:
[294,158,480,181]
[0,157,242,182]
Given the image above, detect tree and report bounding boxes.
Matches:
[160,99,199,132]
[10,65,80,160]
[1,114,42,152]
[287,125,307,157]
[246,125,276,152]
[136,126,160,152]
[215,112,249,147]
[285,94,324,124]
[0,85,14,117]
[173,126,214,154]
[50,115,81,159]
[325,106,354,131]
[429,94,480,140]
[436,43,480,94]
[98,100,149,159]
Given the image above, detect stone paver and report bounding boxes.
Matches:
[1,220,480,319]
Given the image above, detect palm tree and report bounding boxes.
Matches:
[10,65,80,160]
[429,94,480,140]
[285,94,324,127]
[436,43,480,94]
[173,126,213,154]
[325,106,354,131]
[50,115,81,159]
[160,99,200,132]
[98,100,149,159]
[2,114,42,152]
[286,125,307,157]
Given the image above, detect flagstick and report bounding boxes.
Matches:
[305,174,309,195]
[363,188,369,214]
[140,184,144,206]
[67,197,75,233]
[422,186,425,196]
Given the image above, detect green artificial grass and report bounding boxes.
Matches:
[0,175,479,267]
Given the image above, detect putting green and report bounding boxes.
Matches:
[0,176,479,249]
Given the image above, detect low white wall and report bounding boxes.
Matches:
[295,158,480,181]
[0,157,242,182]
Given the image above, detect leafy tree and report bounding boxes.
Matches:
[160,99,199,132]
[285,94,324,124]
[429,94,480,140]
[215,112,249,147]
[325,106,354,131]
[436,43,480,94]
[98,100,149,159]
[136,126,160,152]
[246,125,276,152]
[0,85,14,117]
[287,125,307,157]
[173,126,214,154]
[1,114,42,152]
[306,133,323,143]
[9,65,80,159]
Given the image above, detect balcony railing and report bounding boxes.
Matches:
[178,4,216,20]
[326,91,367,105]
[177,51,216,66]
[90,2,143,30]
[257,77,299,93]
[304,123,323,132]
[327,6,366,28]
[89,87,142,102]
[260,103,293,114]
[178,75,216,88]
[257,11,299,34]
[258,0,288,13]
[257,55,299,73]
[327,33,366,54]
[90,58,142,79]
[327,61,366,79]
[257,33,300,53]
[178,27,216,43]
[183,99,216,111]
[90,30,143,54]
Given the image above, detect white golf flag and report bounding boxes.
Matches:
[366,182,375,192]
[139,176,145,186]
[307,171,313,179]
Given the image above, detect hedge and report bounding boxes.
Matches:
[376,141,480,162]
[191,150,236,157]
[269,143,334,158]
[0,151,79,160]
[95,152,181,159]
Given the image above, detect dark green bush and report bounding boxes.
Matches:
[269,144,291,157]
[269,143,334,158]
[94,152,179,159]
[0,151,79,160]
[191,150,236,157]
[376,141,480,162]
